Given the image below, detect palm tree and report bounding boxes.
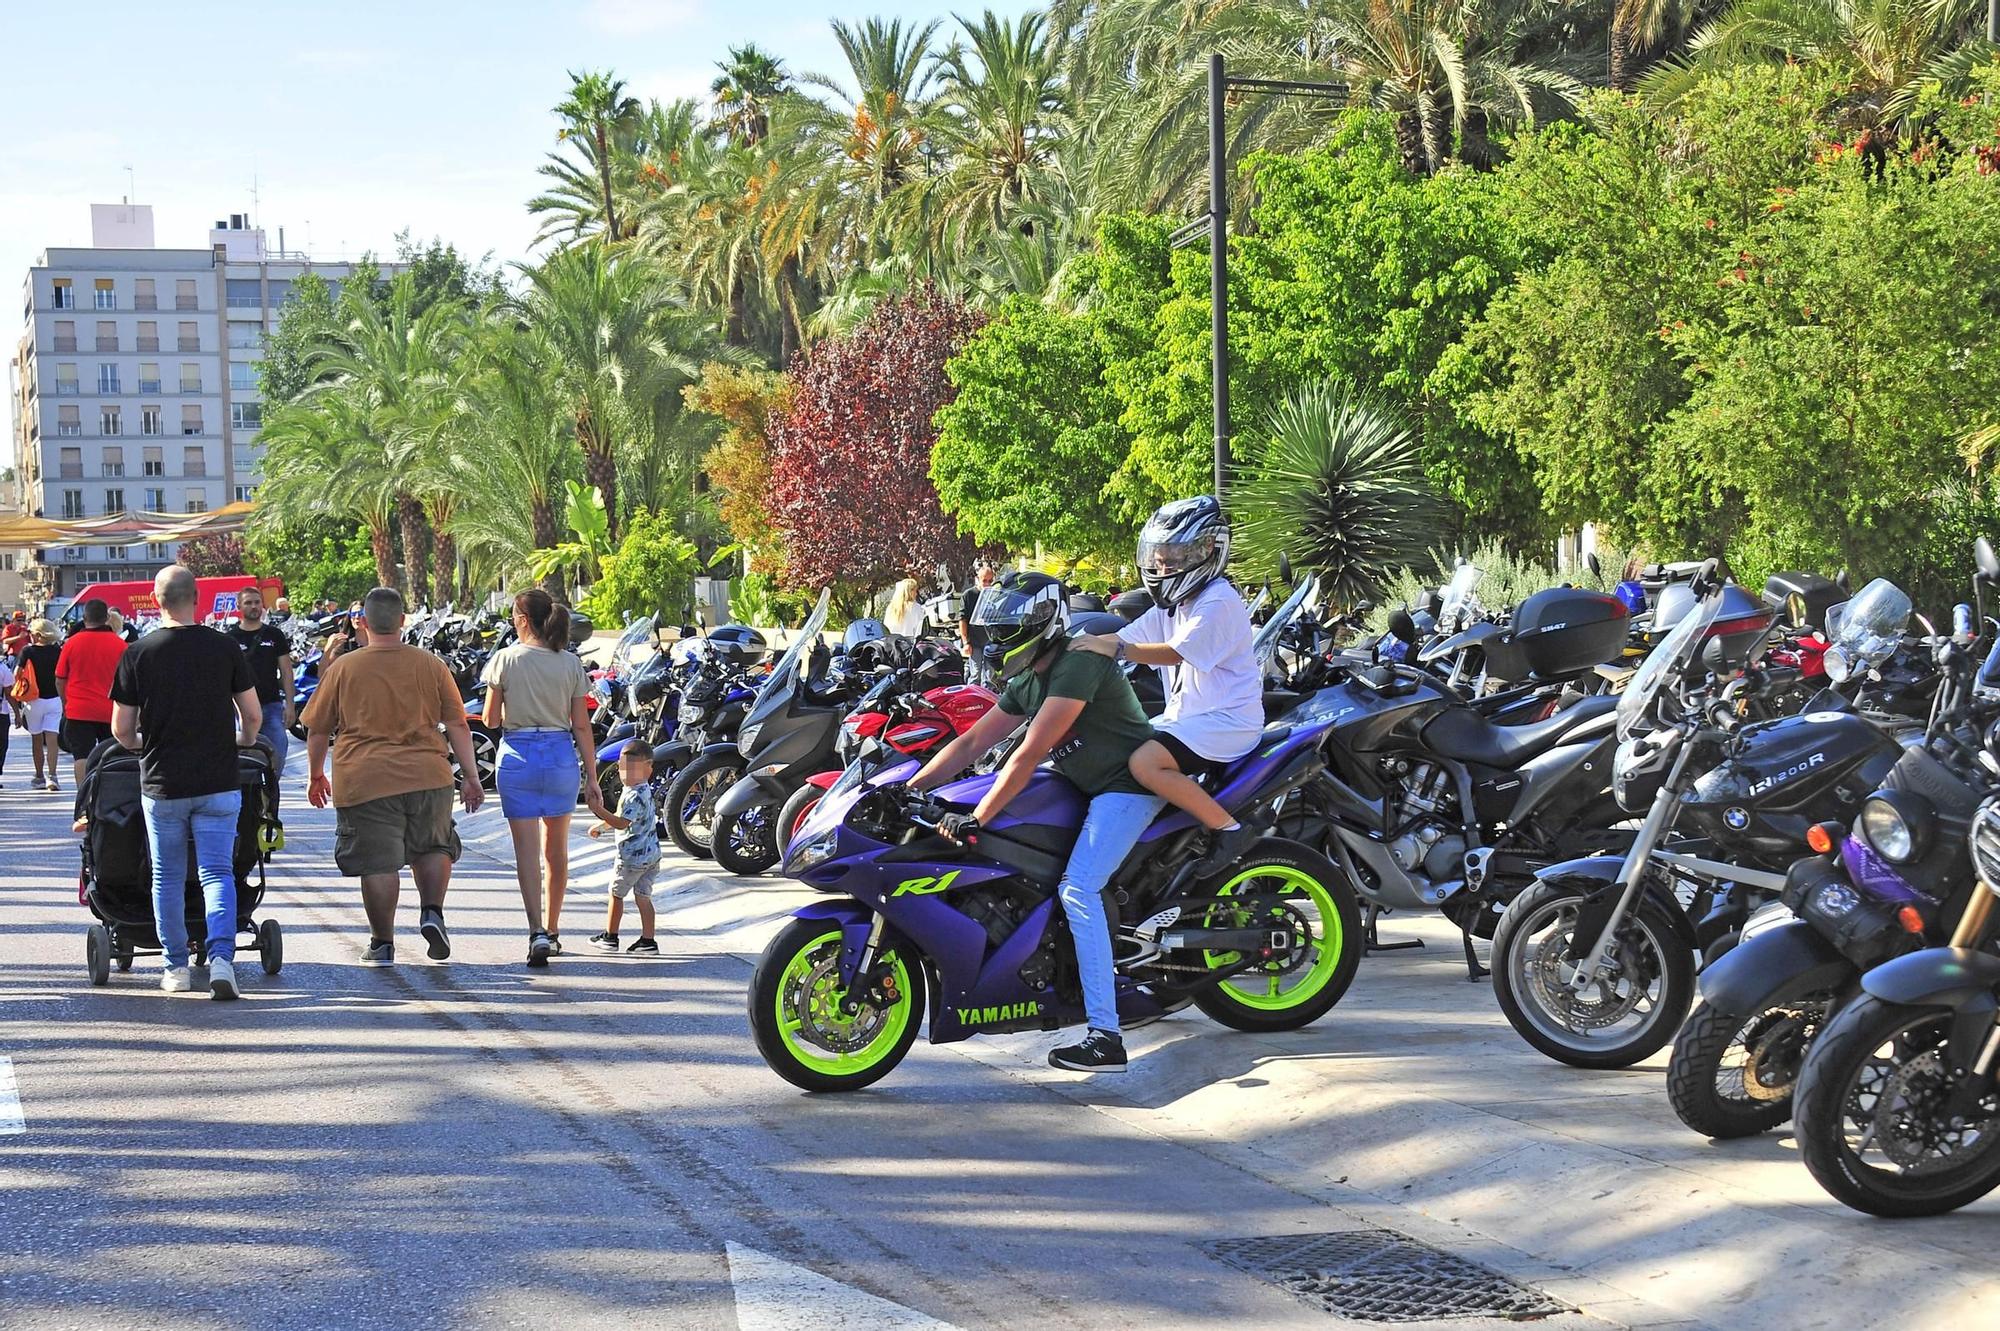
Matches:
[256,389,401,589]
[508,245,719,541]
[1611,0,1692,90]
[1642,0,1994,135]
[1233,381,1445,606]
[712,44,789,145]
[536,70,644,245]
[451,320,582,594]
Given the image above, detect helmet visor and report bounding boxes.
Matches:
[1138,531,1216,578]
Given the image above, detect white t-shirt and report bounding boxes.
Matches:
[1119,579,1262,762]
[888,602,926,638]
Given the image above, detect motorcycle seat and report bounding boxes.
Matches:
[1421,694,1618,768]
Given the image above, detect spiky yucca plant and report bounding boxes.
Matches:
[1233,382,1443,608]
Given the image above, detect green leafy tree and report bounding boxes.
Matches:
[580,507,703,626]
[931,295,1131,563]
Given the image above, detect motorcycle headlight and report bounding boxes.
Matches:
[736,722,763,755]
[1823,644,1852,684]
[678,704,703,724]
[785,829,839,873]
[1859,793,1928,864]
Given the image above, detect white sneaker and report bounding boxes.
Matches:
[208,958,239,1001]
[161,966,193,993]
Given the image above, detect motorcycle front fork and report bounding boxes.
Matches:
[1567,743,1695,990]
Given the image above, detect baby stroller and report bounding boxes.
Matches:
[78,737,285,986]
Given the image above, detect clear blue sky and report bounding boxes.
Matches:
[0,0,1031,285]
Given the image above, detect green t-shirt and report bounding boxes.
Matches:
[998,642,1154,796]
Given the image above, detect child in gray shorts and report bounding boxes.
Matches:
[587,747,662,954]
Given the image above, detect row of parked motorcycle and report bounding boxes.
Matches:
[592,549,2000,1221]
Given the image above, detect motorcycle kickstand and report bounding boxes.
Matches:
[1460,929,1489,982]
[1363,903,1424,955]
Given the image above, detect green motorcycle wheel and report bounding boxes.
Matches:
[750,918,924,1092]
[1191,841,1362,1032]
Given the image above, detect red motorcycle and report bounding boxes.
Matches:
[774,678,998,851]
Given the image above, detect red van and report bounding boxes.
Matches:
[57,574,285,627]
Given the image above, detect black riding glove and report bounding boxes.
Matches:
[936,811,981,844]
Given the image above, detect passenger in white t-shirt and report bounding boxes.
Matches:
[1073,496,1264,873]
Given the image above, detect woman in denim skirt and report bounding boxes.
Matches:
[484,589,610,967]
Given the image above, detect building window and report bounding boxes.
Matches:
[181,409,204,439]
[228,362,257,391]
[104,488,125,513]
[55,364,78,395]
[96,364,120,394]
[61,490,85,520]
[56,406,82,437]
[185,489,207,514]
[99,406,121,436]
[177,321,200,352]
[58,446,82,479]
[147,542,168,559]
[0,554,14,572]
[137,321,159,353]
[93,278,116,310]
[141,407,162,437]
[228,324,264,350]
[143,446,164,475]
[102,446,124,476]
[143,487,166,512]
[53,320,76,352]
[234,484,257,504]
[138,362,161,393]
[225,278,262,308]
[95,320,117,351]
[51,278,74,310]
[105,545,128,560]
[230,402,262,430]
[179,364,201,394]
[175,279,197,310]
[134,278,156,311]
[183,444,206,475]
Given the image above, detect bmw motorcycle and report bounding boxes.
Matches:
[749,704,1367,1092]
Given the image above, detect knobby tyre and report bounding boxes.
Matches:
[1793,994,2000,1217]
[1190,841,1362,1032]
[749,917,924,1092]
[1666,999,1819,1139]
[1491,879,1695,1069]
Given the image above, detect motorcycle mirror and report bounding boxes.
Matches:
[1693,557,1722,597]
[1836,567,1852,593]
[1277,552,1294,587]
[1426,591,1444,618]
[1355,599,1375,615]
[1388,608,1418,645]
[1977,538,2000,582]
[1586,551,1602,579]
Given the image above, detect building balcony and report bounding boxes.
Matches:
[175,298,198,311]
[225,295,262,308]
[52,338,77,353]
[176,338,200,352]
[134,296,157,311]
[54,384,81,395]
[178,385,203,396]
[55,425,82,438]
[138,379,161,394]
[94,337,118,352]
[136,337,159,352]
[57,466,82,479]
[50,297,75,311]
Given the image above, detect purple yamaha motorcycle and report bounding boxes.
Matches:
[749,696,1364,1091]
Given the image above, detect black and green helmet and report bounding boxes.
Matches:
[971,571,1068,682]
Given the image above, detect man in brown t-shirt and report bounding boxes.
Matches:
[302,586,483,965]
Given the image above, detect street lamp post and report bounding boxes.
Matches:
[1187,54,1346,501]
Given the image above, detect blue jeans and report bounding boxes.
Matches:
[143,790,243,967]
[258,701,290,769]
[1057,791,1165,1034]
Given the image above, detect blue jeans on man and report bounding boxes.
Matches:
[143,790,243,967]
[1056,790,1165,1033]
[258,701,289,769]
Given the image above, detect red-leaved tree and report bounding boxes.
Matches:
[177,531,247,577]
[766,286,994,592]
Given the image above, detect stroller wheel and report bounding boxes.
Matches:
[114,950,134,972]
[258,919,283,976]
[86,925,111,987]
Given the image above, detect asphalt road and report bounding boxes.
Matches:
[0,760,1611,1331]
[4,750,1996,1331]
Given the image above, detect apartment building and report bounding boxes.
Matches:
[7,203,393,603]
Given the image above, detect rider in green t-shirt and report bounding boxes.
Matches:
[910,571,1161,1074]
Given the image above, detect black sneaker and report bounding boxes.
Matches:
[589,932,620,952]
[359,939,395,966]
[420,907,451,960]
[527,932,552,968]
[626,937,659,955]
[1194,822,1261,876]
[546,935,564,957]
[1049,1028,1127,1074]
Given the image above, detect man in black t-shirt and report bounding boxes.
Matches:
[110,566,262,1002]
[226,586,294,767]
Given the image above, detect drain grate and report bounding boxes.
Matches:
[1201,1230,1571,1324]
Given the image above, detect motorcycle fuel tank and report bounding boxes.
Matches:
[1685,710,1907,858]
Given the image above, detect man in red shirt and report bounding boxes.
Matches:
[0,611,28,659]
[56,599,129,789]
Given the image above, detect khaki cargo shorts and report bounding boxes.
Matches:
[334,787,463,877]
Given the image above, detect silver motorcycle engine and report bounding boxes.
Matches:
[1383,761,1467,880]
